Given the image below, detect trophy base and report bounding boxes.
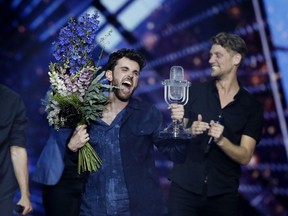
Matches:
[159,123,192,139]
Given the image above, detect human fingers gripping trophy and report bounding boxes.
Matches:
[160,66,192,139]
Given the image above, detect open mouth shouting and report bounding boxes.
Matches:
[121,79,133,94]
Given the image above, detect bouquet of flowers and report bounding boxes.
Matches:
[43,12,112,174]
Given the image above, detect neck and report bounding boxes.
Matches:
[104,92,129,117]
[215,74,239,95]
[101,93,129,125]
[216,78,240,108]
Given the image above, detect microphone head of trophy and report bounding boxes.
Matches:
[160,66,192,139]
[163,66,191,105]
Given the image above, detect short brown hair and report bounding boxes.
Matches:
[105,48,146,71]
[211,32,247,63]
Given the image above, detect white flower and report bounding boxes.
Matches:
[48,70,67,96]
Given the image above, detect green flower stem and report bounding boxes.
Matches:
[78,142,102,174]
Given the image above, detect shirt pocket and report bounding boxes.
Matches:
[121,123,154,162]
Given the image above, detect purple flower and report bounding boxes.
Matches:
[52,13,100,74]
[45,12,107,174]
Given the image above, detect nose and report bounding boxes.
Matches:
[208,55,214,64]
[127,71,133,78]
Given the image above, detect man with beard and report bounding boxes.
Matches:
[77,48,177,216]
[168,32,264,215]
[34,48,183,216]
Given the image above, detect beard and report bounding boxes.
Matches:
[211,67,223,80]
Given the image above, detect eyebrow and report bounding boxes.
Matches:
[120,66,139,73]
[120,66,129,70]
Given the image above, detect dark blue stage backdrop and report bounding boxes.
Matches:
[0,0,287,215]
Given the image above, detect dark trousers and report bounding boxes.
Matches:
[168,182,239,216]
[0,193,14,216]
[42,177,85,216]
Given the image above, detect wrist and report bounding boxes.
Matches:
[67,143,78,152]
[215,135,225,146]
[20,191,30,198]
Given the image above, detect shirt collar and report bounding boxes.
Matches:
[209,78,244,100]
[127,98,140,110]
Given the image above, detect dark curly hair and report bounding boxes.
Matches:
[105,48,146,71]
[211,32,247,63]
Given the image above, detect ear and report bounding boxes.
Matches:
[105,70,113,81]
[233,53,242,65]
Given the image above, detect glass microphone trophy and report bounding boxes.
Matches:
[159,66,192,139]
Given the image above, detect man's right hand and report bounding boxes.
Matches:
[67,125,89,152]
[190,114,210,136]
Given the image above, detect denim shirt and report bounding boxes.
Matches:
[81,98,172,216]
[81,109,130,216]
[33,98,186,216]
